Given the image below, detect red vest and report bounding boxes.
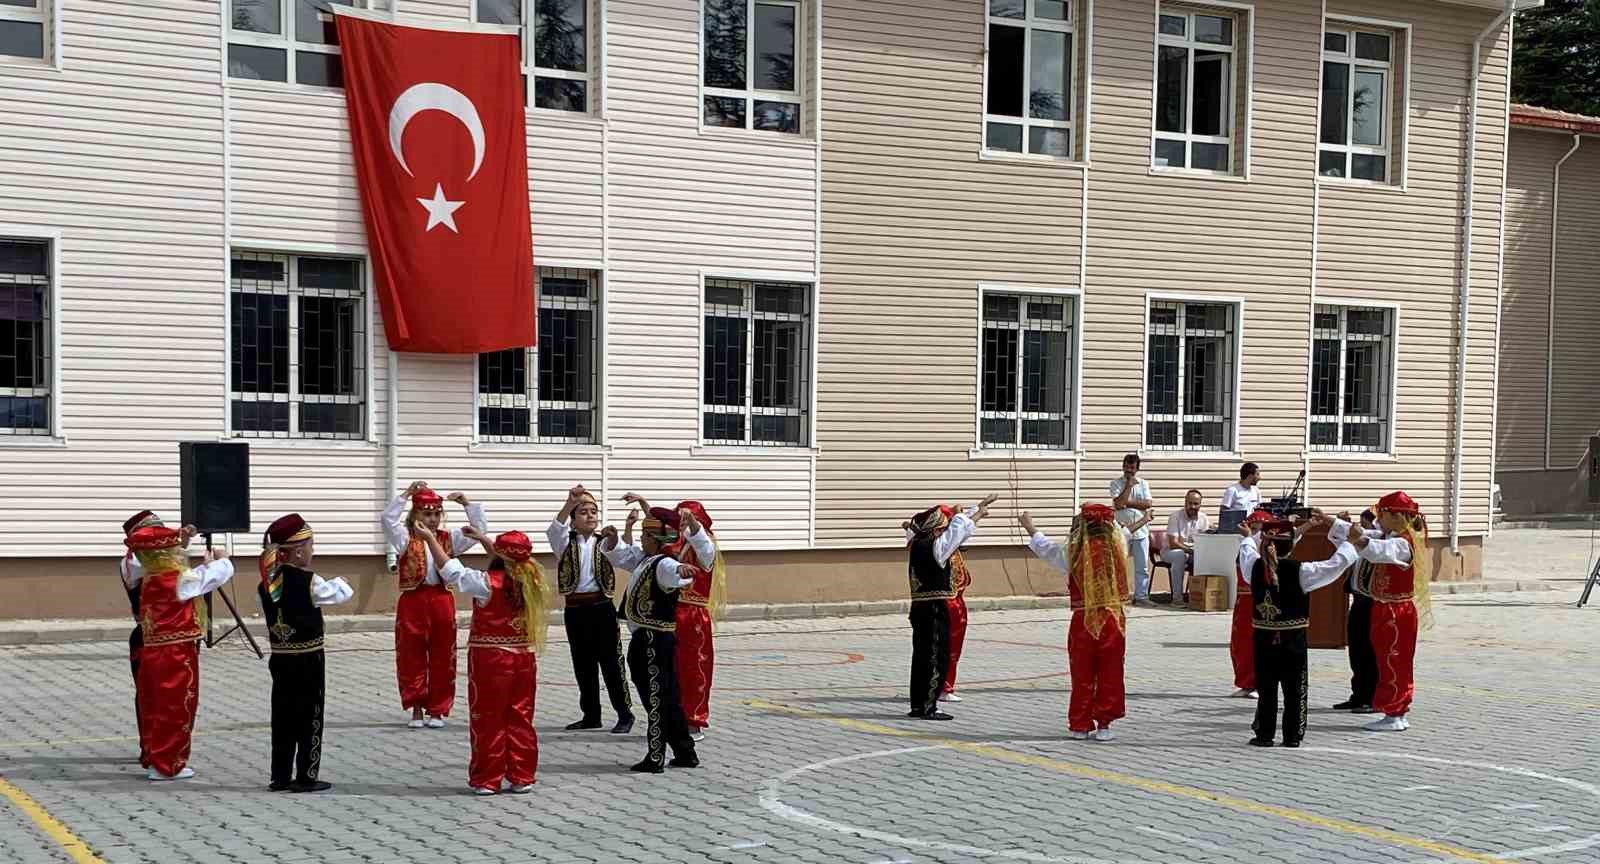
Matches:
[679,564,712,608]
[1067,551,1132,611]
[467,568,533,651]
[1372,561,1416,603]
[397,530,451,592]
[140,568,201,647]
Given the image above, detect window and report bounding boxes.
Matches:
[702,0,802,134]
[0,0,48,62]
[979,290,1076,450]
[984,1,1074,159]
[476,0,591,112]
[702,278,811,446]
[227,0,386,87]
[1153,6,1241,173]
[1320,25,1395,182]
[477,267,600,444]
[1145,299,1237,450]
[1311,304,1394,453]
[0,240,51,436]
[230,252,366,439]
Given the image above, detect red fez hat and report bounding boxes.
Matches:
[126,525,181,551]
[1080,503,1117,525]
[1376,491,1419,514]
[122,510,161,535]
[645,507,682,530]
[411,488,444,510]
[675,500,714,530]
[1244,509,1275,526]
[492,531,533,562]
[266,513,312,546]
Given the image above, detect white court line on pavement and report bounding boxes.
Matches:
[1132,826,1233,854]
[1529,827,1574,834]
[1492,804,1543,811]
[1402,785,1440,792]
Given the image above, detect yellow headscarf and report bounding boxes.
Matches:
[1067,513,1131,639]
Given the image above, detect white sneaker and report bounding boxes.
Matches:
[1231,688,1258,699]
[1364,715,1409,732]
[425,716,447,729]
[939,692,963,703]
[1091,728,1116,742]
[690,731,706,742]
[472,786,497,796]
[1069,730,1090,740]
[508,783,535,794]
[1247,690,1259,700]
[147,767,194,781]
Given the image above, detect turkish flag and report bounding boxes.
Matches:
[334,9,534,354]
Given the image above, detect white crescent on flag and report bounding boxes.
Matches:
[387,82,486,181]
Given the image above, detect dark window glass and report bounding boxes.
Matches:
[1321,62,1350,145]
[479,406,532,438]
[298,296,359,397]
[1311,338,1339,415]
[986,122,1023,153]
[703,0,746,89]
[982,328,1018,413]
[1029,29,1068,121]
[1319,149,1347,178]
[230,292,290,394]
[702,315,748,407]
[539,407,592,440]
[0,21,43,59]
[476,0,519,25]
[1156,46,1188,133]
[987,24,1024,116]
[534,77,586,112]
[704,95,746,129]
[534,0,586,71]
[753,100,800,133]
[1355,32,1390,62]
[295,0,349,45]
[539,305,594,404]
[228,44,288,82]
[981,418,1015,445]
[1352,153,1386,182]
[300,402,362,436]
[702,412,745,442]
[232,0,283,34]
[478,349,527,395]
[753,2,794,91]
[232,400,291,433]
[1146,334,1179,414]
[296,51,343,88]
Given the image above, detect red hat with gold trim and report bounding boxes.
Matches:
[1080,503,1117,525]
[122,510,162,535]
[126,525,181,551]
[646,506,682,530]
[266,513,313,546]
[1376,491,1420,515]
[1244,509,1276,526]
[492,531,533,563]
[411,488,444,511]
[675,500,715,531]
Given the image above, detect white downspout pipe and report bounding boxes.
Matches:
[386,348,400,571]
[1453,0,1515,553]
[1545,134,1581,471]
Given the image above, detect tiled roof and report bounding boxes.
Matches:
[1511,104,1600,135]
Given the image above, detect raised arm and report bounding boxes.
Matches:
[680,509,717,569]
[934,512,976,565]
[1358,533,1412,566]
[1024,517,1069,574]
[120,554,144,592]
[310,574,356,607]
[381,491,412,553]
[176,553,236,601]
[447,493,489,555]
[546,517,572,558]
[1236,532,1261,579]
[415,520,453,571]
[1298,542,1361,593]
[652,555,695,592]
[599,526,647,572]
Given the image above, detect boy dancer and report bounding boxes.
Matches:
[426,525,549,795]
[1348,492,1431,732]
[257,514,355,792]
[124,525,235,780]
[1333,509,1381,713]
[381,481,488,728]
[548,485,633,734]
[904,494,995,721]
[1021,505,1132,742]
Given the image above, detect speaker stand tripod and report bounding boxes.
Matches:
[202,532,263,658]
[1579,556,1600,609]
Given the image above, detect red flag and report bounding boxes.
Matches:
[334,10,533,354]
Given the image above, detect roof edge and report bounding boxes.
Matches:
[1511,104,1600,135]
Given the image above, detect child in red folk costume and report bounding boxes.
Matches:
[381,480,489,729]
[118,511,196,770]
[423,525,549,795]
[662,498,727,741]
[1021,504,1132,742]
[940,509,979,705]
[1229,509,1276,700]
[1346,492,1432,732]
[123,525,235,781]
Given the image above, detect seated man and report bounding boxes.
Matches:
[1161,490,1209,601]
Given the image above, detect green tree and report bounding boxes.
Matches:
[1513,0,1600,116]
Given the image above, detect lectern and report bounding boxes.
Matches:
[1292,523,1348,649]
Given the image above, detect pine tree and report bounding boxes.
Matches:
[1514,0,1600,116]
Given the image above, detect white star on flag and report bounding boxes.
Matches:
[416,183,465,233]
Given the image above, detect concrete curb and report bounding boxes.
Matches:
[0,580,1562,646]
[1495,515,1597,530]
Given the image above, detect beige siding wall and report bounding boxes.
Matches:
[1547,137,1600,469]
[1497,127,1562,471]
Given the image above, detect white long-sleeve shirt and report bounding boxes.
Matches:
[600,531,717,633]
[1026,524,1132,574]
[121,554,236,601]
[1237,532,1361,594]
[546,518,602,593]
[253,573,355,611]
[901,509,978,565]
[439,558,496,605]
[380,493,488,586]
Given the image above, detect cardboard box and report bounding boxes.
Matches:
[1188,575,1228,612]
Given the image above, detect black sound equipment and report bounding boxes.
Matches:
[179,442,251,535]
[1588,436,1599,505]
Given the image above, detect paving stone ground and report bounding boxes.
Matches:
[1,579,1598,864]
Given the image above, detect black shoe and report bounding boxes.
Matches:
[611,715,635,735]
[566,718,603,731]
[1350,704,1379,714]
[1332,699,1358,710]
[290,780,333,793]
[268,781,292,792]
[1248,738,1275,747]
[1281,740,1301,749]
[907,709,925,718]
[630,758,664,774]
[669,754,700,768]
[921,710,955,721]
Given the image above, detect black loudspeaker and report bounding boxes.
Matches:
[179,442,251,535]
[1588,436,1600,505]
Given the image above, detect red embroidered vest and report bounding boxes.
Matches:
[467,569,532,650]
[140,568,202,646]
[1371,561,1416,603]
[678,564,712,608]
[397,530,451,592]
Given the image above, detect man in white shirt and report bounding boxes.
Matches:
[1220,462,1262,525]
[1161,490,1210,601]
[1109,454,1155,604]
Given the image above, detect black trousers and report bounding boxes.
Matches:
[129,625,145,765]
[1346,593,1378,705]
[269,651,326,785]
[565,600,633,722]
[1251,629,1307,745]
[908,599,950,714]
[626,629,694,766]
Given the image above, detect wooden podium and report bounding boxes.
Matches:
[1292,523,1348,649]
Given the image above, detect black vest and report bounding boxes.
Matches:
[621,556,678,632]
[1251,556,1310,631]
[125,562,143,646]
[558,532,616,597]
[907,539,956,601]
[258,565,327,653]
[1346,559,1375,598]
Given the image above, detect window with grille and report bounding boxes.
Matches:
[227,0,387,88]
[1153,5,1244,174]
[702,278,811,447]
[477,267,600,444]
[1145,299,1237,451]
[476,0,592,112]
[0,240,51,436]
[1311,304,1394,453]
[230,252,366,439]
[1319,24,1398,183]
[979,290,1075,450]
[983,1,1074,159]
[0,0,49,62]
[702,0,803,134]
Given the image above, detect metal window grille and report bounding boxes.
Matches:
[230,251,366,440]
[702,277,811,447]
[1310,303,1393,453]
[0,240,51,436]
[477,267,599,444]
[1145,299,1236,451]
[979,291,1075,450]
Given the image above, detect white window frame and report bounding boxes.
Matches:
[973,284,1081,454]
[227,250,372,442]
[1140,293,1244,455]
[471,0,598,115]
[1309,302,1399,456]
[226,0,385,89]
[472,265,604,448]
[696,271,815,450]
[0,229,62,442]
[699,0,805,136]
[1151,3,1248,177]
[1318,20,1402,186]
[0,0,52,67]
[981,1,1076,161]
